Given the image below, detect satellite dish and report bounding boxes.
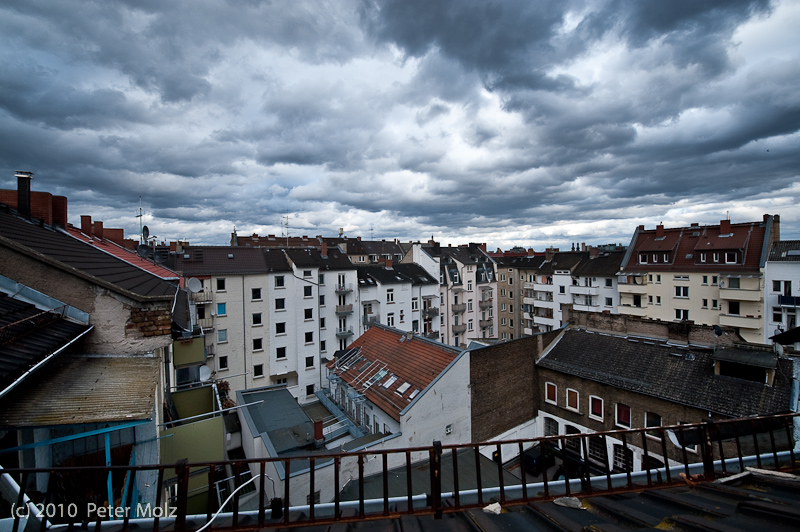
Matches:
[137,244,153,259]
[187,277,202,293]
[199,365,212,382]
[712,325,723,337]
[142,225,150,242]
[153,250,167,264]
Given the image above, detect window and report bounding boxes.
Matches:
[712,299,718,309]
[468,300,473,311]
[305,331,313,343]
[639,253,648,264]
[613,444,633,471]
[675,286,688,298]
[702,275,708,285]
[713,252,720,262]
[320,340,326,352]
[274,276,284,288]
[712,276,718,285]
[304,285,312,297]
[545,382,557,405]
[218,329,228,343]
[304,308,313,320]
[648,295,653,304]
[251,288,262,300]
[250,313,261,327]
[728,301,740,315]
[645,412,662,439]
[387,313,395,327]
[219,356,228,370]
[412,298,419,310]
[319,294,325,306]
[605,278,612,287]
[702,299,708,308]
[544,417,558,436]
[303,269,312,278]
[773,307,782,323]
[276,346,286,359]
[501,318,507,326]
[254,364,264,378]
[501,303,507,311]
[319,273,325,285]
[589,396,603,421]
[216,278,226,291]
[320,317,326,329]
[656,296,661,305]
[387,289,394,302]
[216,302,226,316]
[276,322,286,334]
[728,277,740,289]
[273,377,287,385]
[559,286,565,294]
[675,309,689,320]
[725,252,737,263]
[306,384,314,396]
[275,298,285,310]
[253,338,262,351]
[467,280,473,291]
[566,389,579,411]
[700,252,706,263]
[656,275,661,283]
[468,319,474,330]
[773,280,783,292]
[605,297,613,306]
[305,356,314,368]
[616,403,631,428]
[588,436,606,466]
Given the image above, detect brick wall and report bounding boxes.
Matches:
[0,190,68,226]
[470,330,562,442]
[564,305,744,346]
[128,307,172,338]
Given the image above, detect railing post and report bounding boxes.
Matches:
[431,441,443,519]
[702,420,717,480]
[174,460,189,532]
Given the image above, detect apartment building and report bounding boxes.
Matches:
[618,216,780,344]
[357,262,440,337]
[494,255,542,341]
[571,250,625,315]
[411,242,498,348]
[169,245,357,402]
[764,240,800,348]
[527,251,588,333]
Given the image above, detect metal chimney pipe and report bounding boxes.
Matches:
[14,171,34,219]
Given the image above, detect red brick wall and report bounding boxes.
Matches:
[128,307,172,338]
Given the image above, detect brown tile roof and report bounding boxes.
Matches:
[622,218,770,274]
[169,246,292,275]
[329,326,461,421]
[284,247,355,270]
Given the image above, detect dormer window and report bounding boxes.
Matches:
[725,252,737,264]
[700,252,706,263]
[713,252,720,262]
[639,253,648,264]
[663,253,669,262]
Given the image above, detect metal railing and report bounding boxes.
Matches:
[2,413,796,532]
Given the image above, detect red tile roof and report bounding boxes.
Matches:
[623,218,771,274]
[65,225,180,280]
[329,326,461,421]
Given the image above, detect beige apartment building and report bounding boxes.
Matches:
[617,215,780,344]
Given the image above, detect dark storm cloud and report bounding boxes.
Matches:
[0,0,797,247]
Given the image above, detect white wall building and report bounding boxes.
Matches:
[764,240,800,349]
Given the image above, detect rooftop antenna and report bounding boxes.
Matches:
[369,224,374,241]
[136,196,144,244]
[281,213,290,246]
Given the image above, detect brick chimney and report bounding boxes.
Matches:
[720,219,731,234]
[80,215,93,237]
[93,221,104,240]
[321,242,328,258]
[15,171,33,219]
[385,258,393,268]
[52,196,68,227]
[656,224,665,238]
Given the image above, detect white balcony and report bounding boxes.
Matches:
[719,314,762,329]
[719,288,762,302]
[571,285,599,296]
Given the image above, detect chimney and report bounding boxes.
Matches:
[80,215,93,237]
[638,225,645,231]
[52,196,68,227]
[385,258,393,268]
[527,248,534,257]
[656,224,665,238]
[321,242,328,258]
[589,246,600,258]
[720,219,731,234]
[581,242,586,252]
[15,171,33,219]
[313,419,324,446]
[93,221,104,240]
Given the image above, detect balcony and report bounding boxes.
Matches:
[424,330,439,339]
[479,299,493,309]
[719,313,762,329]
[452,303,467,313]
[364,314,380,325]
[719,288,762,302]
[617,283,648,295]
[532,283,554,292]
[198,317,214,330]
[619,304,648,317]
[335,304,353,315]
[336,326,355,337]
[335,283,354,294]
[190,290,213,303]
[479,319,493,328]
[423,307,439,318]
[779,295,800,307]
[452,323,467,334]
[571,285,599,296]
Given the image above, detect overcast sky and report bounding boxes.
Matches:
[1,0,798,250]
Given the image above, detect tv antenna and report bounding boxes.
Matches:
[281,214,290,246]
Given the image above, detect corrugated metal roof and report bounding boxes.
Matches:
[0,355,159,428]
